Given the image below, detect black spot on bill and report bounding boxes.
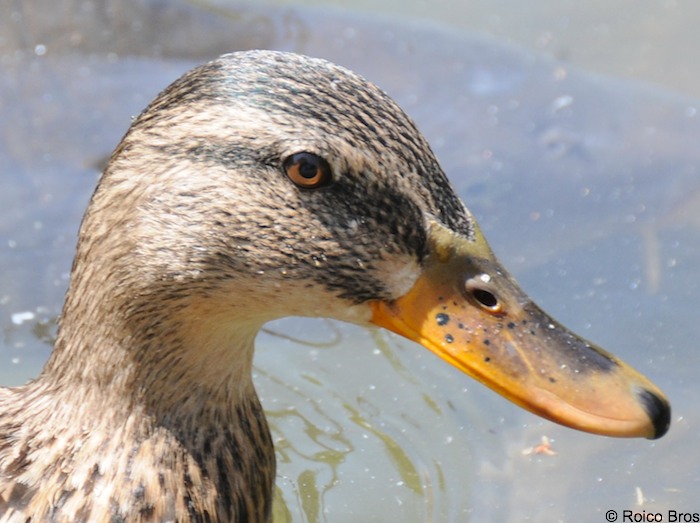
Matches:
[436,313,450,326]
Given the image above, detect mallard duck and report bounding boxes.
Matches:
[0,50,670,522]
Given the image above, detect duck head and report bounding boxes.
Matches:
[60,50,669,439]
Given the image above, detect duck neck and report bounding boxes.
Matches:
[34,289,276,521]
[44,283,264,421]
[26,180,281,519]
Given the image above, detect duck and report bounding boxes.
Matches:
[0,50,670,522]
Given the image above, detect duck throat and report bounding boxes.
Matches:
[44,246,267,407]
[29,283,278,520]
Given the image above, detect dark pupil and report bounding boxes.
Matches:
[298,158,319,179]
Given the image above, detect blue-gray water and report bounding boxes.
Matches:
[1,1,698,521]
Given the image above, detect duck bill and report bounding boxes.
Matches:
[370,221,670,439]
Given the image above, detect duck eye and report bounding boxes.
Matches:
[283,152,332,189]
[464,276,503,315]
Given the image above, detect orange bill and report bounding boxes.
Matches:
[370,221,670,439]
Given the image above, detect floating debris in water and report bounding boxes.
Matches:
[11,311,35,325]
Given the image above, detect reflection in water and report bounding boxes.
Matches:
[1,1,698,521]
[255,321,481,521]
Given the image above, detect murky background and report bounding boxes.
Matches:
[1,1,698,521]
